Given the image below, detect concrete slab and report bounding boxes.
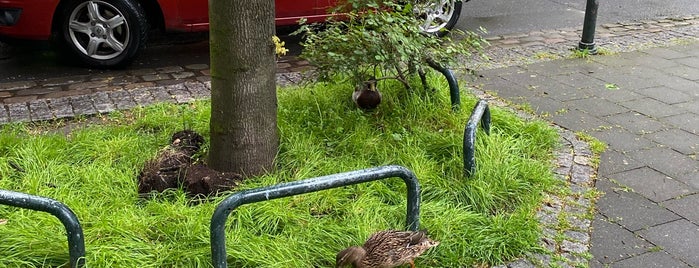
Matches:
[565,97,629,117]
[646,128,699,155]
[665,113,699,134]
[620,97,687,118]
[611,251,691,268]
[603,112,667,135]
[589,128,656,153]
[598,150,646,177]
[590,216,655,264]
[609,167,695,202]
[637,219,699,266]
[627,148,699,180]
[663,194,699,225]
[595,186,681,231]
[636,86,693,105]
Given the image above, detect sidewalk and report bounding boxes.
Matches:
[1,14,699,267]
[473,39,699,267]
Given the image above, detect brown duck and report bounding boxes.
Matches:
[353,78,382,110]
[336,230,439,268]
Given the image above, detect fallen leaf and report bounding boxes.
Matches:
[0,219,7,225]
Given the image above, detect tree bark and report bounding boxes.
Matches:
[208,0,279,177]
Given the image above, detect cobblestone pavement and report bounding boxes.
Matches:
[1,14,699,268]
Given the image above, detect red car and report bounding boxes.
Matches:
[0,0,463,68]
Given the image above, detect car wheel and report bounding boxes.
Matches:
[413,0,463,36]
[58,0,147,68]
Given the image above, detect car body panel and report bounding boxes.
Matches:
[0,0,336,40]
[0,0,60,40]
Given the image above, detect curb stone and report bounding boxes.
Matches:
[471,89,598,268]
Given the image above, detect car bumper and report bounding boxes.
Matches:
[0,0,59,40]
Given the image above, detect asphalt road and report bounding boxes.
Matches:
[458,0,699,36]
[1,0,698,82]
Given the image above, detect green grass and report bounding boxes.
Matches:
[0,75,559,267]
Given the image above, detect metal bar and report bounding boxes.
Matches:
[210,165,421,268]
[463,100,491,177]
[578,0,599,54]
[426,58,460,111]
[0,189,85,268]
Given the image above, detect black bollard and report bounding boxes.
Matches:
[578,0,599,54]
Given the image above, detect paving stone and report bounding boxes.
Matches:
[627,148,699,182]
[590,216,655,264]
[565,97,629,117]
[15,87,62,96]
[551,109,611,132]
[166,84,194,103]
[596,187,681,231]
[70,95,97,116]
[675,56,699,68]
[589,128,655,152]
[673,172,699,195]
[91,92,116,113]
[0,105,8,123]
[108,76,141,86]
[48,98,75,119]
[609,167,695,202]
[660,65,699,81]
[171,71,195,80]
[656,75,699,93]
[123,82,156,90]
[43,89,93,99]
[630,54,682,69]
[603,112,667,135]
[67,81,106,90]
[184,64,208,70]
[108,91,137,110]
[641,46,694,59]
[141,73,171,82]
[130,88,155,106]
[6,103,30,122]
[3,95,37,104]
[147,87,175,103]
[41,75,88,87]
[646,128,699,155]
[637,220,699,266]
[156,66,184,73]
[636,86,693,105]
[611,251,691,268]
[0,81,37,91]
[620,98,686,118]
[673,101,699,114]
[663,194,699,225]
[184,81,210,99]
[28,100,54,121]
[664,113,699,134]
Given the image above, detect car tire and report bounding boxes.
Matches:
[414,0,463,37]
[57,0,148,68]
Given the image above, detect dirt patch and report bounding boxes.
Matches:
[137,130,241,198]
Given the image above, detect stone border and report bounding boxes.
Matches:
[469,88,597,267]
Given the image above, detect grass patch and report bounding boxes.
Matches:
[0,75,559,267]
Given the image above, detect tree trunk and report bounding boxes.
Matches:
[208,0,279,177]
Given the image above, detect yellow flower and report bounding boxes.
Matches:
[272,35,289,56]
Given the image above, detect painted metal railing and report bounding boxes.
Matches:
[209,165,421,268]
[0,189,85,268]
[427,58,461,111]
[463,100,491,177]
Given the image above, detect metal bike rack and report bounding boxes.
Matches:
[463,100,491,177]
[427,58,460,111]
[209,165,421,268]
[0,189,85,268]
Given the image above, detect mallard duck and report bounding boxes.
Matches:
[336,230,439,268]
[353,78,382,110]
